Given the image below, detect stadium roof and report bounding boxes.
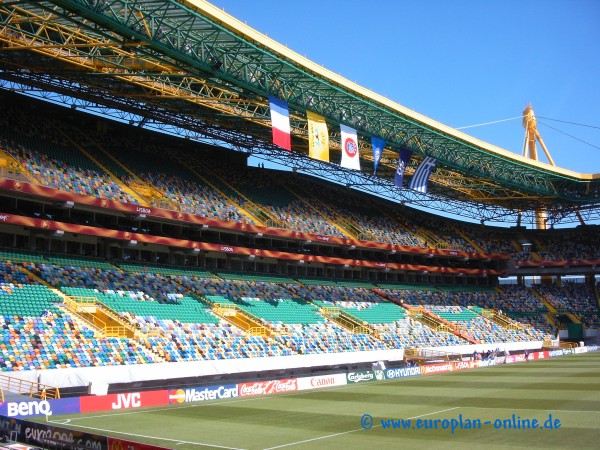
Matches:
[0,0,599,226]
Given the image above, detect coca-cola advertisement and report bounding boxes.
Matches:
[238,378,298,397]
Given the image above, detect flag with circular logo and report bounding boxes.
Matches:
[340,125,360,170]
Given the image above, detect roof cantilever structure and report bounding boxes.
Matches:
[0,0,598,226]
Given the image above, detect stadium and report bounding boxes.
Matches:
[0,0,598,449]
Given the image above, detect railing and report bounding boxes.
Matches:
[407,309,423,318]
[357,231,379,242]
[334,216,361,239]
[0,374,60,399]
[414,312,441,330]
[320,307,370,334]
[212,303,268,335]
[247,203,285,229]
[480,308,521,330]
[404,348,462,362]
[0,150,37,183]
[65,296,131,337]
[248,326,270,336]
[65,296,97,309]
[559,341,578,348]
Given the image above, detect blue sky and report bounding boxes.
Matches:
[207,0,600,174]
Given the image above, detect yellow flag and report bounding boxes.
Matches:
[307,111,329,162]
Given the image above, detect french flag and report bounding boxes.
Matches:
[269,96,291,150]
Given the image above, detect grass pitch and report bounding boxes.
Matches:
[43,352,600,449]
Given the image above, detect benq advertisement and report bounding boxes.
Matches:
[0,398,80,419]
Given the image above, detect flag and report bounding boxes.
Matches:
[394,147,412,187]
[371,137,385,175]
[340,125,360,170]
[269,96,291,150]
[307,111,329,162]
[409,156,437,193]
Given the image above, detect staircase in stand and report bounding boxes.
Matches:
[373,288,479,344]
[282,183,351,238]
[58,130,149,206]
[180,157,270,226]
[211,302,270,336]
[319,306,371,334]
[64,296,139,338]
[475,307,522,330]
[0,149,39,184]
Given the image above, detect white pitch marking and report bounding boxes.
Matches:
[262,406,461,450]
[44,421,246,450]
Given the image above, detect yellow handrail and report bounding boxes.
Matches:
[0,374,60,399]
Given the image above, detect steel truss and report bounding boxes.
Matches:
[0,0,599,226]
[2,75,599,227]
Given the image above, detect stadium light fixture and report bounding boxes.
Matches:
[202,224,209,230]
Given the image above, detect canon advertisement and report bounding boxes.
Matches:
[296,374,347,391]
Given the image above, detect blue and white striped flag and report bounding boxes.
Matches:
[408,156,436,193]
